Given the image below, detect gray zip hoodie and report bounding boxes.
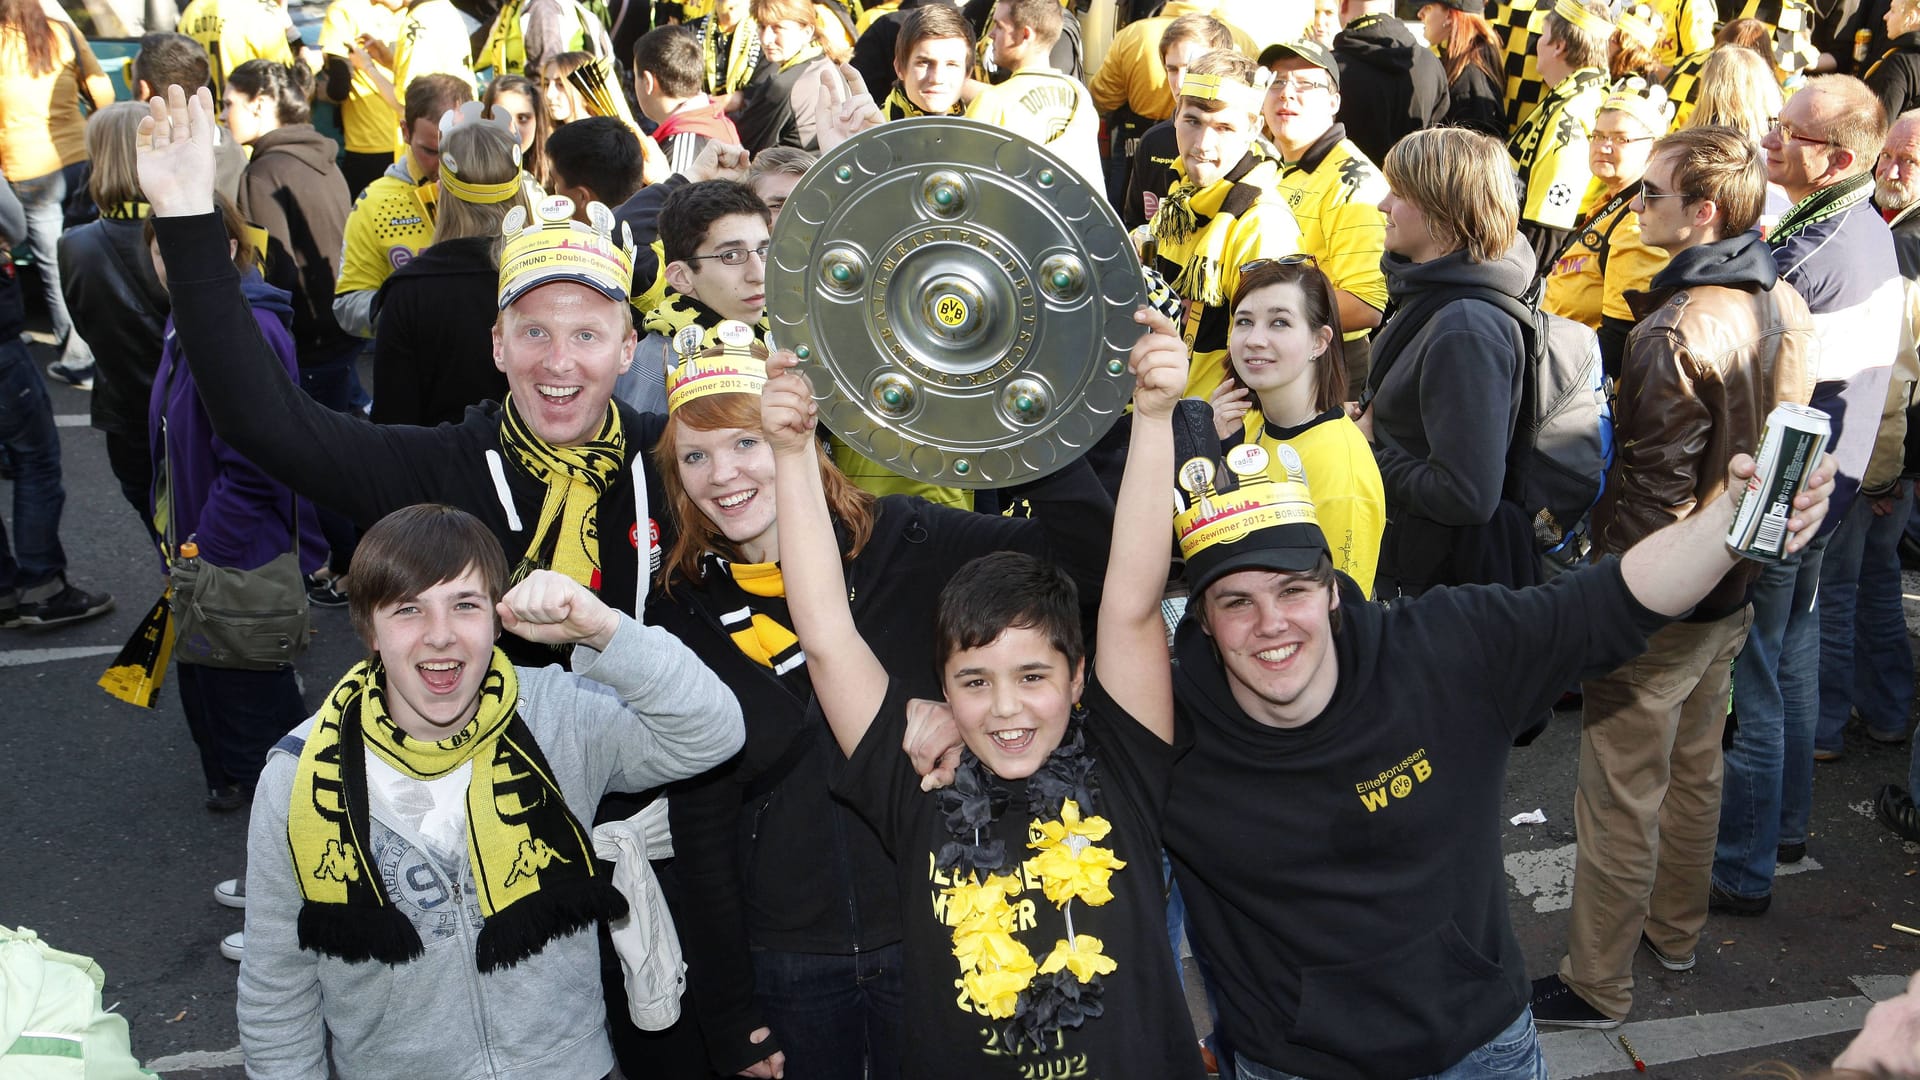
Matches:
[237,615,745,1079]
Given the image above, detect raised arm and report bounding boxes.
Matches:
[1094,308,1184,742]
[764,353,889,756]
[1620,452,1835,617]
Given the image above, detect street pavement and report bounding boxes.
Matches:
[4,333,1919,1079]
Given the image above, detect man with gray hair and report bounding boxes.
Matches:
[1713,75,1902,915]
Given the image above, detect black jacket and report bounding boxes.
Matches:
[58,215,170,439]
[370,235,509,427]
[1442,58,1506,141]
[238,123,354,358]
[1865,34,1920,120]
[1892,205,1920,478]
[652,470,1114,1075]
[149,212,670,666]
[1333,14,1451,166]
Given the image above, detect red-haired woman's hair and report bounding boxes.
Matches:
[653,391,878,591]
[1435,6,1503,88]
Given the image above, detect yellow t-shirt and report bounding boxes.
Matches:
[1233,408,1385,597]
[319,0,404,155]
[179,0,294,93]
[1509,67,1606,231]
[964,69,1104,191]
[1542,181,1670,329]
[335,163,434,301]
[392,0,477,102]
[0,25,105,181]
[1085,6,1259,120]
[1274,136,1389,341]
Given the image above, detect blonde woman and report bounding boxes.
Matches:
[1356,127,1537,595]
[370,120,534,426]
[1683,46,1791,224]
[732,0,844,151]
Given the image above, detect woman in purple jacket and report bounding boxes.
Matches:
[146,199,327,951]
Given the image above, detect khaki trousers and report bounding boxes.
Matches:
[1558,608,1753,1019]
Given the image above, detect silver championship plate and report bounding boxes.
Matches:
[766,118,1145,488]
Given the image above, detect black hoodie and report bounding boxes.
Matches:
[1333,13,1451,166]
[1164,559,1664,1079]
[1642,228,1779,296]
[370,235,509,427]
[1865,31,1920,121]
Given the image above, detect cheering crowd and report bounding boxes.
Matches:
[6,0,1920,1075]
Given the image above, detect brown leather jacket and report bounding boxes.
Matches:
[1595,237,1815,619]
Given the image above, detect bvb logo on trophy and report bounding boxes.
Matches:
[765,118,1145,488]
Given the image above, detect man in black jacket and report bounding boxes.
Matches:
[1331,0,1450,165]
[1156,403,1837,1078]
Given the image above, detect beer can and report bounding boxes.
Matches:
[1856,28,1872,64]
[1726,403,1830,561]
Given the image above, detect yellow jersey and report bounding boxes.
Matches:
[1232,408,1385,597]
[392,0,477,102]
[319,0,404,155]
[964,69,1105,191]
[1274,132,1389,340]
[335,161,435,305]
[1542,180,1669,329]
[178,0,294,93]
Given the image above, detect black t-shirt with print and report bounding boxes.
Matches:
[832,676,1203,1080]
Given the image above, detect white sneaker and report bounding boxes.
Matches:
[220,931,244,962]
[214,878,246,909]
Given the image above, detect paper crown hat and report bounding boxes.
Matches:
[1171,400,1330,595]
[665,320,769,413]
[437,102,525,206]
[1600,76,1675,134]
[497,195,637,309]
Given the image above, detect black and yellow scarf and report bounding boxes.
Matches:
[499,396,625,590]
[882,83,959,120]
[1147,153,1277,309]
[642,291,773,356]
[702,554,807,681]
[99,200,150,221]
[287,651,623,971]
[700,12,761,94]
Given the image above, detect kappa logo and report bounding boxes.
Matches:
[313,838,362,883]
[1354,749,1434,812]
[503,838,572,887]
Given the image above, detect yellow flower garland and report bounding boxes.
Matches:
[939,799,1127,1020]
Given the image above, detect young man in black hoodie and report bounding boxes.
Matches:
[1529,125,1815,1030]
[1330,0,1450,165]
[1155,394,1837,1077]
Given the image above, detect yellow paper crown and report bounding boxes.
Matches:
[665,321,769,413]
[1553,0,1615,39]
[497,195,637,309]
[1614,3,1662,48]
[1179,70,1271,113]
[1601,76,1675,133]
[438,101,526,205]
[1172,443,1323,562]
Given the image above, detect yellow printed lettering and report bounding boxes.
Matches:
[1359,787,1390,812]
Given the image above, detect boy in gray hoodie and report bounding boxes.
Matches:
[237,503,744,1079]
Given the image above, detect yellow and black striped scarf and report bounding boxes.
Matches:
[1147,154,1277,309]
[287,651,622,971]
[642,291,773,358]
[881,83,960,120]
[499,396,625,590]
[700,12,761,93]
[703,554,807,680]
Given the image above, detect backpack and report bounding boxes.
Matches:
[1471,280,1615,565]
[1366,279,1615,567]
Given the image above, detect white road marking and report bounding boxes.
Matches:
[1507,844,1824,913]
[1543,992,1875,1078]
[0,645,121,668]
[144,1047,244,1071]
[1852,973,1913,1001]
[55,413,87,427]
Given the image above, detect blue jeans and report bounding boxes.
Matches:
[1816,485,1915,751]
[1234,1008,1546,1080]
[9,163,93,367]
[0,339,65,594]
[1715,537,1828,897]
[1164,855,1237,1079]
[175,661,307,790]
[750,942,904,1080]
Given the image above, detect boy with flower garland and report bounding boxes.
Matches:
[236,505,745,1078]
[765,308,1204,1078]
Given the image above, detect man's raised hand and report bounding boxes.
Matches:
[136,84,218,219]
[687,140,750,184]
[815,63,884,153]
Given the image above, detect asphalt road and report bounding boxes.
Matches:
[4,331,1918,1080]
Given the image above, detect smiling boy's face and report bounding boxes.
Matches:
[940,626,1084,780]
